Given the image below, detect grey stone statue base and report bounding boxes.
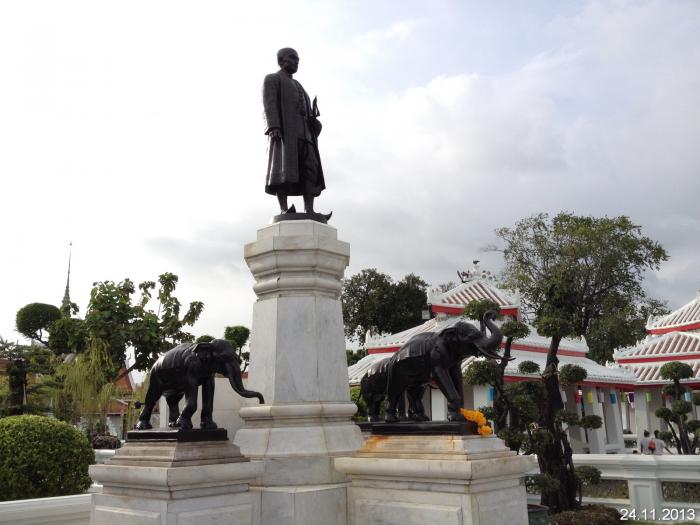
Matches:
[89,437,262,524]
[236,221,362,525]
[334,433,534,525]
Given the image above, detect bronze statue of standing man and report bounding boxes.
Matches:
[263,48,331,222]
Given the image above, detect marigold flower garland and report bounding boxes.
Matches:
[460,408,493,436]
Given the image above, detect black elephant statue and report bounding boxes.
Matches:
[382,312,504,423]
[135,339,264,430]
[360,357,428,422]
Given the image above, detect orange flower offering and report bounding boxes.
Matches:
[460,409,487,427]
[477,425,493,436]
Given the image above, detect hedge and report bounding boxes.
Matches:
[0,415,94,501]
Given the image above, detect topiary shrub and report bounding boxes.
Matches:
[0,415,94,501]
[550,504,621,524]
[92,434,122,450]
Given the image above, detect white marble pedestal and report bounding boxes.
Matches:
[334,432,533,525]
[235,221,363,525]
[89,434,263,525]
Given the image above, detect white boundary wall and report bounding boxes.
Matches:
[3,453,700,524]
[528,454,700,518]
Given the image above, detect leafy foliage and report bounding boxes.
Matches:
[660,361,694,382]
[0,415,93,501]
[559,364,587,385]
[462,299,500,323]
[342,269,428,345]
[518,361,540,375]
[15,303,62,344]
[196,334,215,343]
[495,212,666,512]
[350,386,368,422]
[346,348,367,366]
[224,325,251,370]
[57,340,120,438]
[48,273,204,377]
[655,360,700,454]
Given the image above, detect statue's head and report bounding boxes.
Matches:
[277,47,299,74]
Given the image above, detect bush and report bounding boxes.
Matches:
[550,504,621,524]
[0,415,94,501]
[92,434,122,450]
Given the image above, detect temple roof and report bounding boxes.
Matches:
[646,292,700,334]
[620,359,700,385]
[348,348,636,387]
[614,332,700,385]
[365,316,588,355]
[427,275,519,316]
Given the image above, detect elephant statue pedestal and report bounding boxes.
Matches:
[235,221,362,525]
[89,429,263,525]
[334,427,534,525]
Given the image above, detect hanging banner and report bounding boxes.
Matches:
[628,392,635,404]
[597,389,605,404]
[488,386,495,402]
[645,391,652,403]
[586,391,595,404]
[560,389,567,403]
[685,391,693,402]
[610,392,617,405]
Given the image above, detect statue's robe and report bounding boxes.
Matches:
[262,70,325,196]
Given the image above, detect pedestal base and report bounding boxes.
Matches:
[89,436,263,525]
[334,433,534,525]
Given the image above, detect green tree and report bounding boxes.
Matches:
[48,273,204,379]
[15,303,61,345]
[654,362,700,455]
[224,326,251,371]
[342,269,428,345]
[495,213,667,513]
[585,298,669,364]
[346,348,367,366]
[56,339,120,438]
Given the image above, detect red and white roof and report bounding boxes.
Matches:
[427,275,519,317]
[348,346,636,387]
[614,332,700,385]
[348,316,636,386]
[646,292,700,335]
[365,316,588,356]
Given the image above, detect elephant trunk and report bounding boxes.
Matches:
[225,362,265,404]
[475,312,505,360]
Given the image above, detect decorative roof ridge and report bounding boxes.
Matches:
[365,317,588,353]
[613,330,700,360]
[427,277,519,307]
[646,293,700,330]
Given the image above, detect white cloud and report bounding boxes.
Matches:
[1,1,699,345]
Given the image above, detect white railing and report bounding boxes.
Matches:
[528,454,700,520]
[0,493,91,525]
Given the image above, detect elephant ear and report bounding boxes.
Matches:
[192,342,214,358]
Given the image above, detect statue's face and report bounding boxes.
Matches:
[280,51,299,74]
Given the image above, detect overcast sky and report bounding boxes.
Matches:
[1,1,699,347]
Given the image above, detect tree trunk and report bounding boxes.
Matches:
[674,379,693,454]
[493,337,514,433]
[538,335,578,513]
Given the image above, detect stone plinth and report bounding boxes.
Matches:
[334,433,532,525]
[89,432,263,525]
[235,221,363,525]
